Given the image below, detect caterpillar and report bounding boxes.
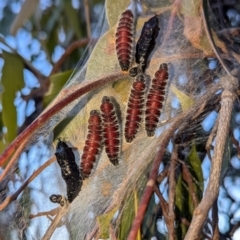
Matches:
[145,63,168,137]
[100,96,120,165]
[55,139,82,203]
[135,15,160,73]
[115,9,134,71]
[125,74,146,143]
[80,110,102,179]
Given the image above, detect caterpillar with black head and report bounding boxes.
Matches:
[145,63,168,137]
[54,139,82,203]
[100,96,120,165]
[115,9,134,71]
[135,15,160,73]
[125,74,146,143]
[80,110,102,179]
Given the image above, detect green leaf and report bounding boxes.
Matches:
[175,174,189,238]
[43,70,73,107]
[118,192,136,240]
[2,51,24,143]
[187,144,204,194]
[171,85,194,111]
[97,206,118,238]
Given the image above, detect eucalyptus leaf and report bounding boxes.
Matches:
[2,51,24,143]
[44,70,73,107]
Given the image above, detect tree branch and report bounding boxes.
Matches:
[0,72,125,179]
[50,39,89,75]
[184,76,238,240]
[0,156,56,211]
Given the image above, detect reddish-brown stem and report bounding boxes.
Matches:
[50,39,90,75]
[0,72,124,179]
[0,156,56,211]
[154,184,168,215]
[181,161,199,208]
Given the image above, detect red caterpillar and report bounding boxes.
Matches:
[115,9,134,71]
[80,110,102,179]
[145,63,168,137]
[100,96,120,165]
[125,74,146,143]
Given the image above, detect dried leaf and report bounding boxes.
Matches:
[171,85,194,111]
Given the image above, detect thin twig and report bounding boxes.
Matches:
[29,207,59,219]
[153,184,168,216]
[184,76,238,240]
[0,72,125,178]
[0,156,56,211]
[156,165,169,184]
[206,117,219,161]
[50,39,89,75]
[42,201,69,240]
[167,145,178,240]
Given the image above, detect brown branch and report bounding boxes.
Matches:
[181,218,190,226]
[153,184,168,216]
[42,201,69,240]
[128,82,221,240]
[156,165,169,184]
[0,72,125,179]
[29,207,59,219]
[206,117,219,161]
[184,76,238,239]
[0,156,56,211]
[181,160,199,208]
[212,199,219,240]
[167,145,178,240]
[50,39,89,75]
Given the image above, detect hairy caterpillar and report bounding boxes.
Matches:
[115,9,134,71]
[80,110,102,179]
[100,96,120,165]
[145,63,168,137]
[125,74,146,142]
